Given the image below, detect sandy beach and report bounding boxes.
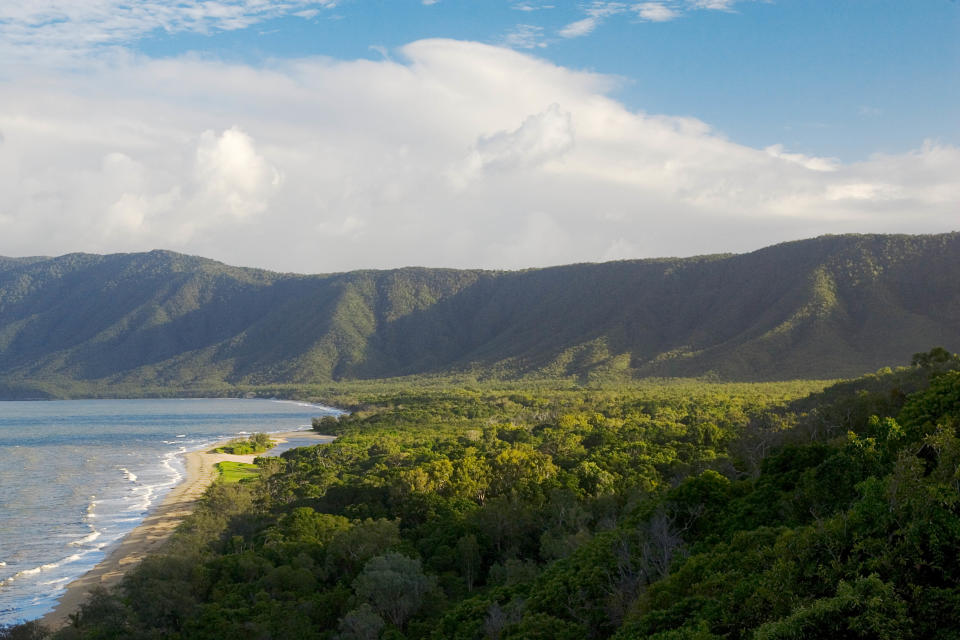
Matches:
[40,430,334,629]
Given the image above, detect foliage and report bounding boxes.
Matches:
[212,433,275,455]
[0,621,49,640]
[11,355,960,639]
[353,554,437,628]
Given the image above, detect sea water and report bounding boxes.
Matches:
[0,398,340,625]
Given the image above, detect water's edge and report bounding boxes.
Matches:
[0,399,341,625]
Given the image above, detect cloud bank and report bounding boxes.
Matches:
[0,39,956,273]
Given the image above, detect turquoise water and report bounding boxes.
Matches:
[0,398,340,625]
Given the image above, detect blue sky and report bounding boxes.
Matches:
[0,1,957,272]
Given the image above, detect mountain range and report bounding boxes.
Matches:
[1,233,958,397]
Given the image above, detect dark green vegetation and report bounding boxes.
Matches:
[216,461,261,484]
[212,433,275,455]
[9,351,960,639]
[1,233,958,398]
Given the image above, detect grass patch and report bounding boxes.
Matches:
[216,461,260,483]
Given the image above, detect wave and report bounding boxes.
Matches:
[118,467,138,483]
[116,448,187,516]
[128,482,163,513]
[270,398,344,413]
[39,576,72,588]
[271,399,315,407]
[68,529,101,547]
[161,448,185,484]
[0,552,87,588]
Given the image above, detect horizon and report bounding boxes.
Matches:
[1,1,957,273]
[2,229,959,275]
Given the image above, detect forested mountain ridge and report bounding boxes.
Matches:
[0,233,958,396]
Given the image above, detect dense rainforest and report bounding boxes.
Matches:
[8,349,960,639]
[1,233,959,397]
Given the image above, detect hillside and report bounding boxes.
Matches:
[0,233,958,396]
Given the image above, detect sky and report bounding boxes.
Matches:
[0,1,957,273]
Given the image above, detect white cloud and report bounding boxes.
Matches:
[559,2,628,38]
[451,103,574,186]
[557,0,755,36]
[503,24,547,49]
[559,17,600,38]
[192,127,281,220]
[0,39,956,273]
[512,2,556,11]
[635,3,680,22]
[474,104,574,171]
[687,0,759,12]
[0,1,337,63]
[487,211,570,266]
[688,0,733,9]
[601,237,640,261]
[765,144,838,172]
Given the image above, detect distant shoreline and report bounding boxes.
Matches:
[40,430,334,629]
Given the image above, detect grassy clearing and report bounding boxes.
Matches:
[215,461,260,483]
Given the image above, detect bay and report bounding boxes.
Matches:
[0,398,339,625]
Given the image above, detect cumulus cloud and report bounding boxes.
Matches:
[452,104,574,185]
[0,39,956,272]
[193,127,281,220]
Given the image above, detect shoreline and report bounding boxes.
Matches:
[40,430,334,629]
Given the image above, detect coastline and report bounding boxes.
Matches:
[40,430,334,629]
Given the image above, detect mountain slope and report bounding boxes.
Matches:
[0,234,957,395]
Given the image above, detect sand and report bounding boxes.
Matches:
[40,430,334,629]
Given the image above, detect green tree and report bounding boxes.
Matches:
[338,604,385,640]
[456,534,482,592]
[754,576,908,640]
[280,507,350,544]
[353,553,437,628]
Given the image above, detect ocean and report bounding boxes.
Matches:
[0,398,340,625]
